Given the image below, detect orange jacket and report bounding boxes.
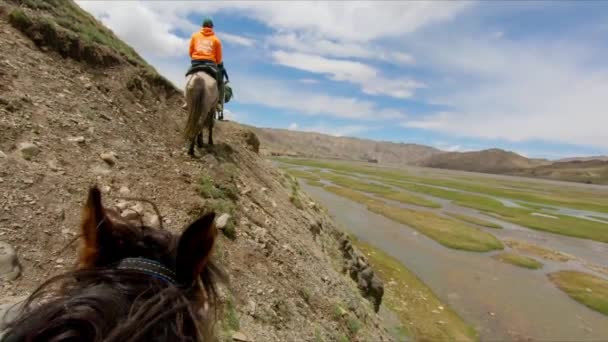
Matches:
[189,27,222,64]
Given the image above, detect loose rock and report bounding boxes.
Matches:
[0,242,21,281]
[0,150,6,159]
[215,213,231,230]
[100,152,117,166]
[115,201,129,210]
[143,213,160,228]
[130,203,144,214]
[247,300,257,316]
[232,331,249,342]
[17,142,39,160]
[119,186,130,196]
[67,136,85,144]
[121,209,140,221]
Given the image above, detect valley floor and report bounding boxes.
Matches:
[279,157,608,341]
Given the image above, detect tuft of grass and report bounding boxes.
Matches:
[290,193,304,209]
[355,240,477,341]
[286,174,305,210]
[325,186,503,252]
[314,326,324,342]
[8,9,32,30]
[198,172,238,201]
[549,271,608,316]
[224,297,240,331]
[492,253,543,269]
[445,212,502,229]
[332,304,346,321]
[504,239,572,262]
[346,317,361,335]
[338,335,349,342]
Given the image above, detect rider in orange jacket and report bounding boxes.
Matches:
[183,18,229,109]
[190,19,222,64]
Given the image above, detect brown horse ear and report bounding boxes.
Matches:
[176,212,217,285]
[78,186,113,267]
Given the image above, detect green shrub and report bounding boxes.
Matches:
[224,297,240,331]
[8,9,32,30]
[346,318,361,335]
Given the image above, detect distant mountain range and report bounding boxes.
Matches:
[252,126,439,164]
[252,126,608,185]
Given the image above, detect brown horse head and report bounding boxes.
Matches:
[2,186,223,342]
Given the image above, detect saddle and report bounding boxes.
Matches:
[185,63,219,81]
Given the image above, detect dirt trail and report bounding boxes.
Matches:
[0,2,391,340]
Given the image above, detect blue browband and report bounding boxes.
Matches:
[116,257,177,285]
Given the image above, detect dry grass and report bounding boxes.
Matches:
[492,253,543,269]
[504,239,573,262]
[549,271,608,316]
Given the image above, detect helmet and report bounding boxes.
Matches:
[202,18,214,28]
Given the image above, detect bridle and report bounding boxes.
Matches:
[116,257,178,285]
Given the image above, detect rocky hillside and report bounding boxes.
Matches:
[509,159,608,185]
[416,148,546,173]
[254,126,441,165]
[557,156,608,162]
[0,1,392,341]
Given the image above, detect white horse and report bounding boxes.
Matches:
[183,71,219,156]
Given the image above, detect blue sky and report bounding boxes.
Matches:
[77,1,608,159]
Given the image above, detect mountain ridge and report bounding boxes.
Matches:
[254,127,608,184]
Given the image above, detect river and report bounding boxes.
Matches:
[301,182,608,341]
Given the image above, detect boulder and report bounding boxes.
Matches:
[368,275,385,313]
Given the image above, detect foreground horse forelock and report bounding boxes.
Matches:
[2,187,222,342]
[184,71,219,156]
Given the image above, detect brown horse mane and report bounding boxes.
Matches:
[1,187,226,342]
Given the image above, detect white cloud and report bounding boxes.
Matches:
[272,51,424,99]
[77,1,465,62]
[290,123,372,137]
[218,32,256,47]
[235,74,406,121]
[268,33,415,65]
[141,1,470,43]
[223,108,243,122]
[288,122,299,130]
[298,78,319,84]
[401,32,608,149]
[76,1,188,58]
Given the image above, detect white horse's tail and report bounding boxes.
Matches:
[184,75,206,142]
